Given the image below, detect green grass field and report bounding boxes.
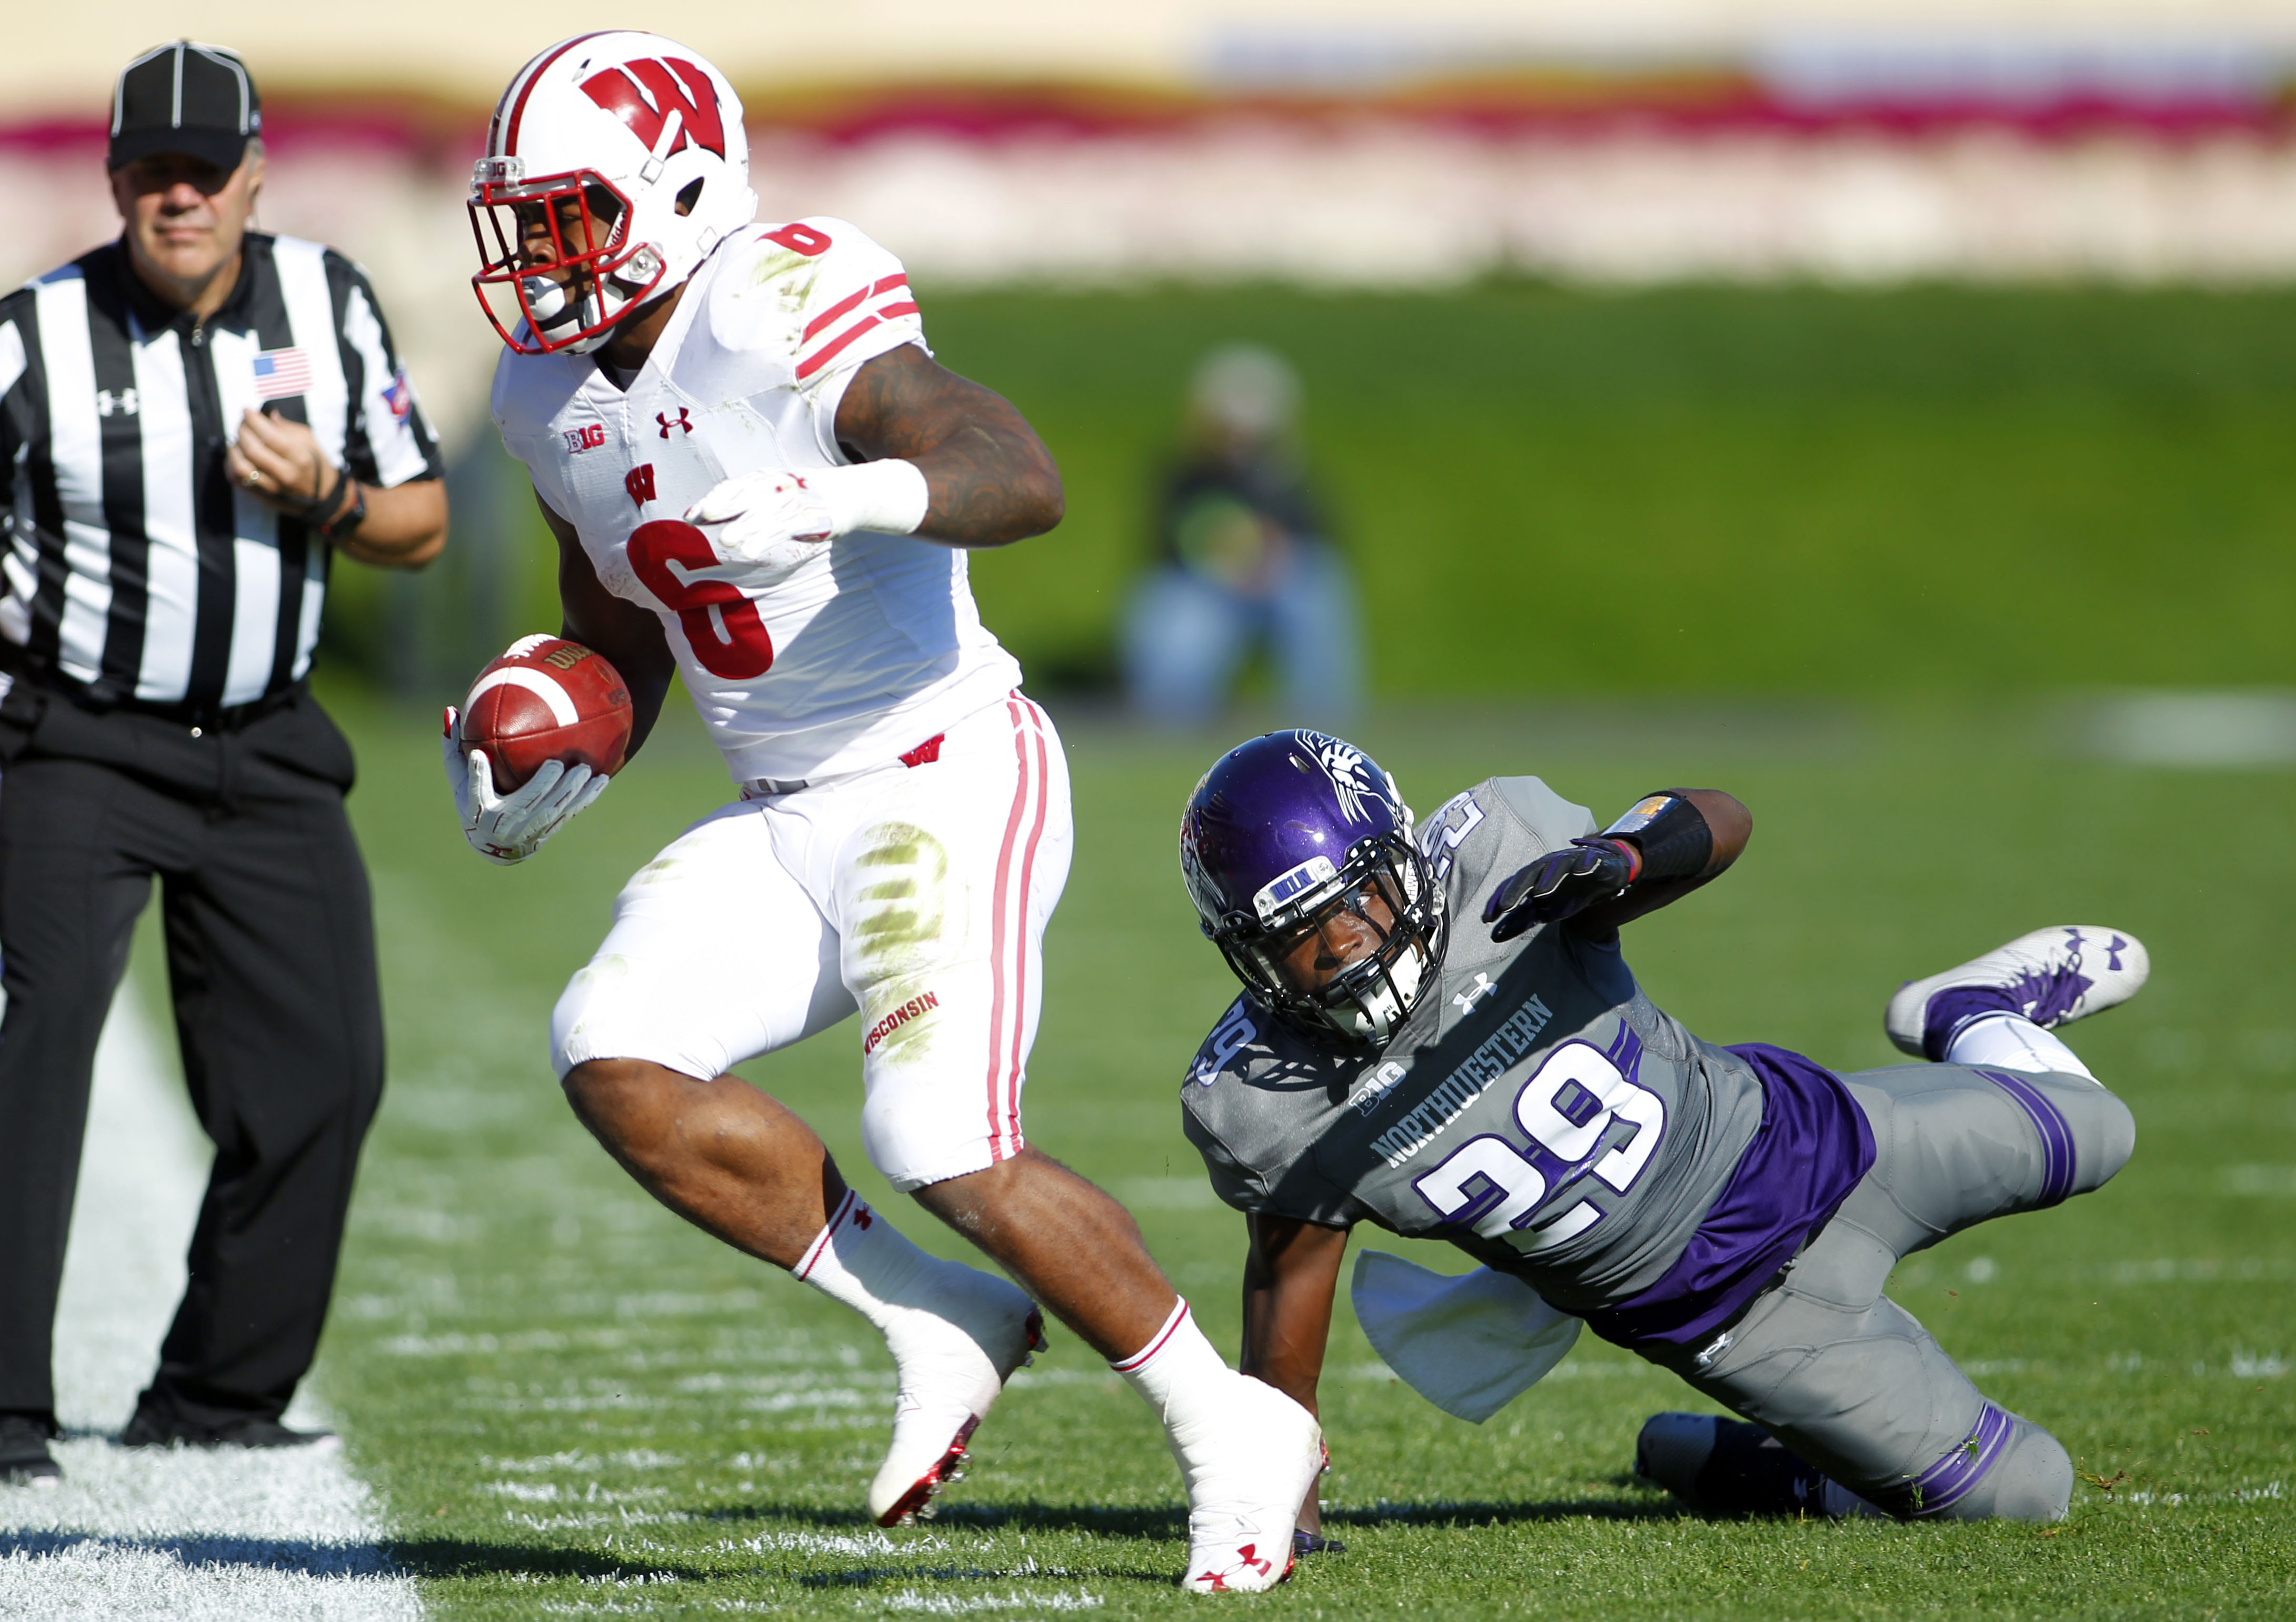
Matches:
[942,284,2296,696]
[235,682,2296,1618]
[329,284,2296,704]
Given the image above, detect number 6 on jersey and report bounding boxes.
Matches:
[625,519,775,680]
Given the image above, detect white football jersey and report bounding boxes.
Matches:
[491,216,1024,784]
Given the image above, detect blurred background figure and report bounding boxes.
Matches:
[1123,345,1361,727]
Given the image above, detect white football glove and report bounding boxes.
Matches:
[442,706,610,866]
[684,471,837,579]
[684,461,930,580]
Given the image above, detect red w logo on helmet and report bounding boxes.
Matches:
[580,58,726,160]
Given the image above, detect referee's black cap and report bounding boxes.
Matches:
[109,41,262,174]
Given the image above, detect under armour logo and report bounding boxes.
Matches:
[1451,971,1497,1016]
[1202,1545,1272,1591]
[625,464,656,507]
[96,389,139,418]
[851,1202,874,1230]
[657,407,693,438]
[2104,933,2128,971]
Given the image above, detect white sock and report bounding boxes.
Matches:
[1111,1298,1231,1431]
[794,1188,942,1328]
[1944,1012,2095,1082]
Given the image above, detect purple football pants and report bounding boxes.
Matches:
[1648,1061,2134,1521]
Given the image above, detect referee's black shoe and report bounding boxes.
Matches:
[1,1411,63,1487]
[120,1406,340,1452]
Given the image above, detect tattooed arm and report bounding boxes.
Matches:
[832,343,1064,548]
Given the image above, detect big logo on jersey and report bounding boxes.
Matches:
[580,58,727,161]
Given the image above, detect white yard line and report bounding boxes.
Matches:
[0,986,422,1620]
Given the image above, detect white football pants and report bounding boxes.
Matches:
[552,694,1072,1191]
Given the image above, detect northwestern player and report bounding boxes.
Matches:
[1175,730,2143,1529]
[454,34,1317,1588]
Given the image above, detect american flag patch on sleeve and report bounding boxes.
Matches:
[252,347,313,400]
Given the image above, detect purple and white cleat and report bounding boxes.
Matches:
[1885,926,2149,1062]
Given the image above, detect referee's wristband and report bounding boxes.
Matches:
[303,467,365,538]
[317,478,366,538]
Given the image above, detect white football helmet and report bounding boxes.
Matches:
[470,32,757,355]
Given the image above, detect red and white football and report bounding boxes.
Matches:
[459,636,633,793]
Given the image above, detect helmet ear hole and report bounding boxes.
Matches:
[674,177,703,217]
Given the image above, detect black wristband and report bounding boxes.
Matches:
[312,471,366,538]
[294,466,347,525]
[1600,791,1713,883]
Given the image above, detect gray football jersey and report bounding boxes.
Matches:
[1180,776,1769,1317]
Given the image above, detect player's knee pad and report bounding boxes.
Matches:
[2049,1078,2136,1197]
[1984,1068,2137,1206]
[2081,1088,2137,1193]
[855,968,1022,1192]
[552,948,741,1082]
[550,907,851,1083]
[845,880,1051,1193]
[860,1077,1013,1193]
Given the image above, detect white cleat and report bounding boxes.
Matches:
[867,1275,1045,1527]
[1885,924,2149,1060]
[1174,1375,1323,1595]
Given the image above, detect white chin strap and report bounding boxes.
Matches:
[520,276,565,321]
[521,262,652,353]
[521,275,581,333]
[1334,940,1424,1045]
[1390,941,1427,1005]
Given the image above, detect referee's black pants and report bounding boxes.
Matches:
[0,684,383,1431]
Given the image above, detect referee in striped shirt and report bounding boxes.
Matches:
[0,43,445,1485]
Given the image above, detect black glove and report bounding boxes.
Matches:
[1483,837,1640,942]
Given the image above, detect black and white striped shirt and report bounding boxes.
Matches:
[0,233,441,713]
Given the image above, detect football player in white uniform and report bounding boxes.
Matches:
[450,33,1320,1592]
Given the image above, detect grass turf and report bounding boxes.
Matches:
[325,284,2296,703]
[939,284,2296,697]
[232,681,2296,1618]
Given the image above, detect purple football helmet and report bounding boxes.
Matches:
[1179,730,1447,1052]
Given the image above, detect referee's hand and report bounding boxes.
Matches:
[228,407,334,512]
